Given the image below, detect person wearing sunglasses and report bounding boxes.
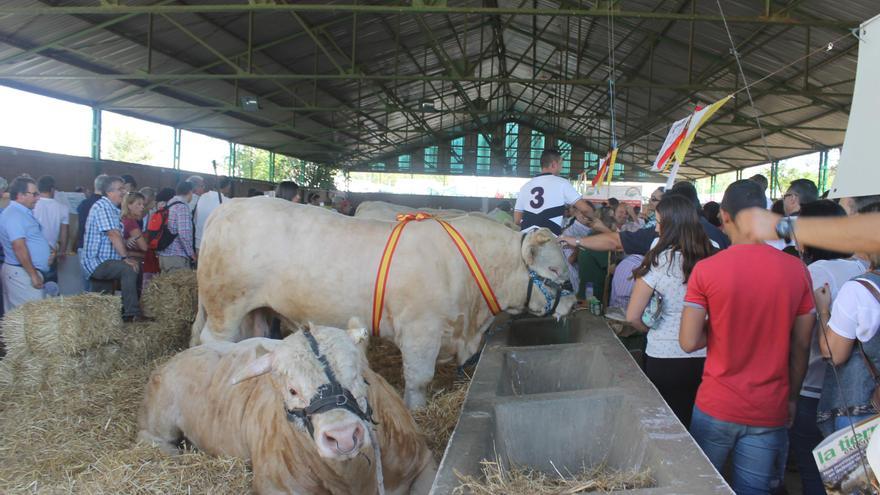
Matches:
[0,175,53,311]
[642,187,665,228]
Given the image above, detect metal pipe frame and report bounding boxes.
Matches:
[0,0,858,179]
[0,5,859,29]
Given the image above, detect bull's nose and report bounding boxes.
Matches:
[320,423,364,455]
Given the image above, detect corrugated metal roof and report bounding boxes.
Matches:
[0,0,875,179]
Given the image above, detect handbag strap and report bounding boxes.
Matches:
[854,277,880,381]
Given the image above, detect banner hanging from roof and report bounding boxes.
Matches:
[653,115,692,172]
[830,14,880,199]
[672,95,733,165]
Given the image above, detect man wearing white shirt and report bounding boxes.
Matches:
[194,177,232,252]
[186,175,206,212]
[33,175,69,282]
[514,148,592,235]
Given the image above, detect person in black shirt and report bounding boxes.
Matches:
[560,182,730,255]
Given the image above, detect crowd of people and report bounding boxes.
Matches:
[517,148,880,494]
[0,150,877,493]
[0,173,315,324]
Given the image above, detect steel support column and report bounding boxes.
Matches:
[769,161,780,198]
[172,128,181,170]
[710,174,717,199]
[229,142,236,177]
[269,152,276,182]
[91,107,101,161]
[817,150,829,192]
[735,169,742,180]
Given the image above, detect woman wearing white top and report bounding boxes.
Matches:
[815,202,880,437]
[626,195,717,428]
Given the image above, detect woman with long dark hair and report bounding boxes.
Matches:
[626,194,717,427]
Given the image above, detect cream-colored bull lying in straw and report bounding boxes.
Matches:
[139,322,436,495]
[193,199,575,408]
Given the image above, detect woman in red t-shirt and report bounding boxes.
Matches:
[121,192,149,294]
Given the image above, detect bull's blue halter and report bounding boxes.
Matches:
[527,270,574,317]
[519,231,573,317]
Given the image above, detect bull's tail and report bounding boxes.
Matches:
[190,301,207,347]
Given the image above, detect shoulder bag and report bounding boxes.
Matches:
[854,274,880,410]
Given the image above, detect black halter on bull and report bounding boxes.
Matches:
[285,329,377,438]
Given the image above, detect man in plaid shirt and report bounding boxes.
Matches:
[81,175,144,321]
[158,181,196,272]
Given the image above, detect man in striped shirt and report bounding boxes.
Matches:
[158,181,196,272]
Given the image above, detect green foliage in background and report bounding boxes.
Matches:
[224,145,337,189]
[105,129,153,164]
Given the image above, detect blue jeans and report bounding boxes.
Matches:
[690,406,788,495]
[788,396,827,495]
[833,413,876,432]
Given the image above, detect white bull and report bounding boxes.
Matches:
[193,199,575,407]
[354,200,518,230]
[354,200,467,221]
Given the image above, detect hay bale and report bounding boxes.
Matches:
[141,270,198,325]
[454,459,654,494]
[0,312,190,390]
[0,354,252,493]
[1,293,123,357]
[117,321,190,365]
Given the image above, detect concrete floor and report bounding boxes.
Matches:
[56,252,86,295]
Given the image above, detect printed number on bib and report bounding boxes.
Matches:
[530,187,545,208]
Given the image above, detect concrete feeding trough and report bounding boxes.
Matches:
[430,310,732,494]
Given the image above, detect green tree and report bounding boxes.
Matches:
[105,129,153,164]
[231,145,271,180]
[300,161,337,189]
[224,146,338,189]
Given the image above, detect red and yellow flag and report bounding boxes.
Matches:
[591,148,618,187]
[673,95,732,164]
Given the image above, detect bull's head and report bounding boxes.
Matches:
[520,228,577,319]
[231,320,373,460]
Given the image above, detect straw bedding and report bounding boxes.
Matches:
[367,338,472,460]
[454,459,654,494]
[0,273,469,491]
